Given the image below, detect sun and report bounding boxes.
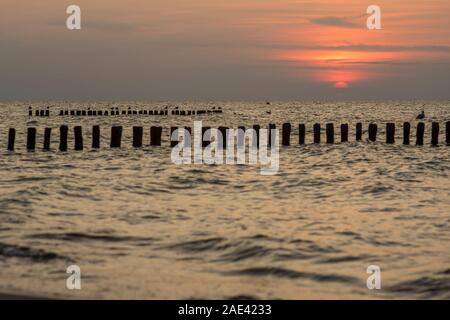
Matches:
[334,81,349,89]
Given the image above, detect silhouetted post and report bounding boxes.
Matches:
[150,126,162,146]
[133,126,143,148]
[59,125,68,151]
[202,126,211,148]
[74,126,83,150]
[43,128,51,150]
[386,123,395,144]
[282,123,291,146]
[170,127,178,147]
[70,110,75,116]
[403,122,411,145]
[27,127,36,151]
[28,107,32,117]
[81,110,86,116]
[45,108,50,117]
[218,126,228,149]
[8,128,15,151]
[59,110,63,116]
[184,127,192,147]
[368,124,377,142]
[35,110,39,116]
[416,122,424,145]
[299,124,305,145]
[110,126,122,148]
[92,125,100,149]
[253,125,260,148]
[268,124,276,147]
[39,110,45,117]
[64,110,69,115]
[431,122,439,146]
[237,126,245,148]
[313,123,321,144]
[356,123,362,141]
[326,123,334,144]
[446,121,450,145]
[341,124,348,142]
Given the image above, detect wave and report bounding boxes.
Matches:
[0,242,63,262]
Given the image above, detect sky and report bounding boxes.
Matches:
[1,0,450,101]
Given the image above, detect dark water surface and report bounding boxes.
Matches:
[0,101,449,299]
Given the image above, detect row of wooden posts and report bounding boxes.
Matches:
[29,108,222,117]
[5,122,450,151]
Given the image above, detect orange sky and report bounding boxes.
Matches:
[1,0,450,100]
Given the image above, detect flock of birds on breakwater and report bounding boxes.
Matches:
[27,106,223,117]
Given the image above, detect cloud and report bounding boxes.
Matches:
[309,16,358,28]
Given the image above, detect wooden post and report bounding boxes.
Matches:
[386,123,395,144]
[218,126,228,149]
[416,122,424,145]
[253,125,260,148]
[45,108,50,117]
[341,124,348,143]
[268,124,276,147]
[110,126,122,148]
[237,126,245,148]
[282,123,291,146]
[356,123,362,141]
[27,127,36,151]
[431,122,439,146]
[299,124,305,145]
[326,123,334,144]
[202,126,211,148]
[43,128,51,150]
[170,127,178,147]
[8,128,15,151]
[368,124,377,142]
[150,126,162,146]
[28,107,32,117]
[92,125,100,149]
[403,122,411,145]
[446,121,450,145]
[133,126,143,148]
[59,125,68,151]
[313,123,321,144]
[74,126,83,150]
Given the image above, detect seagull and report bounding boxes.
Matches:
[416,110,425,120]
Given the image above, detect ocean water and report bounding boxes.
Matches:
[0,101,449,299]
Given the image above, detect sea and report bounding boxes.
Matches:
[0,101,449,299]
